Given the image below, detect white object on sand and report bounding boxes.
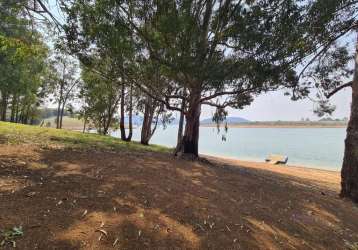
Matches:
[265,154,288,165]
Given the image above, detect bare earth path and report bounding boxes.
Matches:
[1,144,358,249]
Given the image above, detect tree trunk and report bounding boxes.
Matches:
[0,92,8,121]
[103,118,109,135]
[103,104,111,135]
[340,32,358,203]
[56,83,64,129]
[174,99,186,155]
[141,97,155,145]
[15,101,19,123]
[82,117,87,133]
[10,95,17,122]
[103,110,111,135]
[126,84,133,141]
[22,105,30,124]
[60,102,65,129]
[182,92,201,157]
[56,99,61,129]
[119,83,127,140]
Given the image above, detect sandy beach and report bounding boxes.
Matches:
[206,155,341,192]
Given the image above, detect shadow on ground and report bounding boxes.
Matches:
[0,144,358,249]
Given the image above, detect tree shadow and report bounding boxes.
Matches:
[0,145,358,249]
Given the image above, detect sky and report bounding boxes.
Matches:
[200,88,351,121]
[46,0,352,122]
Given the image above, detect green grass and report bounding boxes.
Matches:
[0,122,170,153]
[43,116,84,129]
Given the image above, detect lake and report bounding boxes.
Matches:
[111,126,346,171]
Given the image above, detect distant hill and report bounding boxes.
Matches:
[319,117,348,122]
[200,116,250,125]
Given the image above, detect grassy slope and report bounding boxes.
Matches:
[0,121,170,153]
[43,116,85,130]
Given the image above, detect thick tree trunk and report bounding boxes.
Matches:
[340,33,358,203]
[141,97,155,145]
[182,92,201,157]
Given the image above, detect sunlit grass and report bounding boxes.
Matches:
[0,122,170,153]
[42,116,84,129]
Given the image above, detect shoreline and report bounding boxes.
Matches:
[200,153,341,173]
[200,124,347,128]
[204,154,340,173]
[205,154,341,192]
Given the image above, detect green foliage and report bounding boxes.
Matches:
[80,56,121,134]
[291,0,357,115]
[0,0,49,123]
[64,0,305,107]
[0,226,23,248]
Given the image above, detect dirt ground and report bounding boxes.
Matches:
[1,144,358,250]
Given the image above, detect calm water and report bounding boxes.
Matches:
[111,126,346,171]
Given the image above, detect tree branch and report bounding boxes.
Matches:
[298,23,356,79]
[326,81,352,98]
[200,87,257,102]
[201,100,238,109]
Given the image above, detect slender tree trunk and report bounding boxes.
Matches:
[119,83,127,140]
[103,102,112,135]
[103,109,112,135]
[105,97,120,135]
[56,99,61,129]
[182,92,201,157]
[103,117,109,135]
[126,84,133,141]
[18,103,24,124]
[22,105,30,124]
[174,99,186,155]
[18,110,21,123]
[15,101,19,123]
[57,83,64,129]
[60,102,66,129]
[10,95,17,122]
[82,117,87,133]
[341,32,358,203]
[0,92,8,121]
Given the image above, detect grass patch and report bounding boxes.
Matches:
[0,122,170,154]
[42,116,84,129]
[0,226,23,248]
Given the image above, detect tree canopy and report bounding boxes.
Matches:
[63,0,310,156]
